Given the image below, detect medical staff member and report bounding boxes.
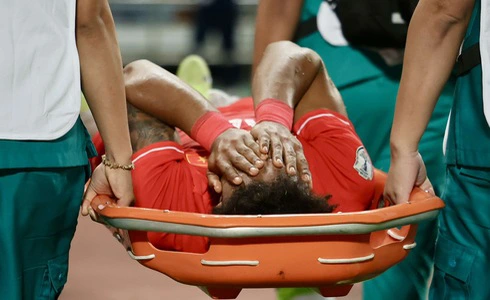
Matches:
[0,0,134,299]
[386,0,490,298]
[253,1,454,299]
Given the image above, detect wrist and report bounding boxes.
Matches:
[102,154,135,171]
[103,150,133,165]
[191,111,233,151]
[390,139,419,158]
[255,98,294,130]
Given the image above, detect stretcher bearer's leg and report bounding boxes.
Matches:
[0,167,86,299]
[348,75,454,300]
[429,165,490,300]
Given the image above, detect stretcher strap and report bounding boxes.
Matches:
[455,42,481,77]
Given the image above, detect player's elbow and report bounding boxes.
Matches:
[123,60,163,101]
[265,41,323,73]
[124,60,148,91]
[76,0,112,37]
[424,0,474,26]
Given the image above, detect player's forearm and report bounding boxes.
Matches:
[123,60,218,136]
[390,0,474,155]
[77,0,132,162]
[252,0,303,75]
[252,42,321,110]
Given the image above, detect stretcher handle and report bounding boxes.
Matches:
[90,200,442,239]
[90,188,443,227]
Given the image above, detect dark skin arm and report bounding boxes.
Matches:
[123,60,263,185]
[209,41,347,191]
[251,41,345,178]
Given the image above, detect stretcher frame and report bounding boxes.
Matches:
[91,170,444,299]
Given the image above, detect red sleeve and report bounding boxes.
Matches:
[293,110,375,212]
[131,142,213,254]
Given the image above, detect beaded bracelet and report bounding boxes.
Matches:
[101,154,135,171]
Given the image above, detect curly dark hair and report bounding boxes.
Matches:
[212,175,335,215]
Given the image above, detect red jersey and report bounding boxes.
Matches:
[91,97,375,254]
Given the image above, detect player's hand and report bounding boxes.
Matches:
[208,128,264,185]
[251,121,311,185]
[384,151,434,205]
[207,171,222,193]
[81,163,134,218]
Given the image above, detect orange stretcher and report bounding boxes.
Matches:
[91,170,444,299]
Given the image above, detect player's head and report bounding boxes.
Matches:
[213,159,334,215]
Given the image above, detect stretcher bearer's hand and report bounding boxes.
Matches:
[384,151,434,205]
[208,128,264,185]
[251,121,312,185]
[81,164,134,217]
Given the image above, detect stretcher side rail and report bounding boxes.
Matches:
[90,170,445,299]
[98,208,438,238]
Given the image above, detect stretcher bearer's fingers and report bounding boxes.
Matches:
[207,171,222,193]
[82,190,98,219]
[82,164,135,217]
[385,152,427,205]
[417,174,435,196]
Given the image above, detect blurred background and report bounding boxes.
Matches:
[62,1,362,299]
[111,0,257,92]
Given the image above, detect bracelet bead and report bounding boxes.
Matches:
[101,154,135,171]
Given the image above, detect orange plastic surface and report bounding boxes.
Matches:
[91,170,444,299]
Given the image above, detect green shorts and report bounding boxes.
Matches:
[0,118,95,299]
[430,165,490,300]
[0,166,88,299]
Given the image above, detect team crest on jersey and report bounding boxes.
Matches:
[353,146,373,180]
[186,153,208,168]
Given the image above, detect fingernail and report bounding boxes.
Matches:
[276,158,283,166]
[114,233,122,242]
[289,167,296,175]
[263,147,268,153]
[233,177,242,184]
[303,174,311,182]
[250,167,259,174]
[255,160,264,167]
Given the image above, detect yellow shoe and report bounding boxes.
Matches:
[177,55,212,99]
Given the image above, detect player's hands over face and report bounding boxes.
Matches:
[208,128,264,186]
[384,151,434,205]
[81,164,134,218]
[251,121,312,185]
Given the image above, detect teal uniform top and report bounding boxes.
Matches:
[296,0,399,88]
[0,118,96,169]
[445,0,490,168]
